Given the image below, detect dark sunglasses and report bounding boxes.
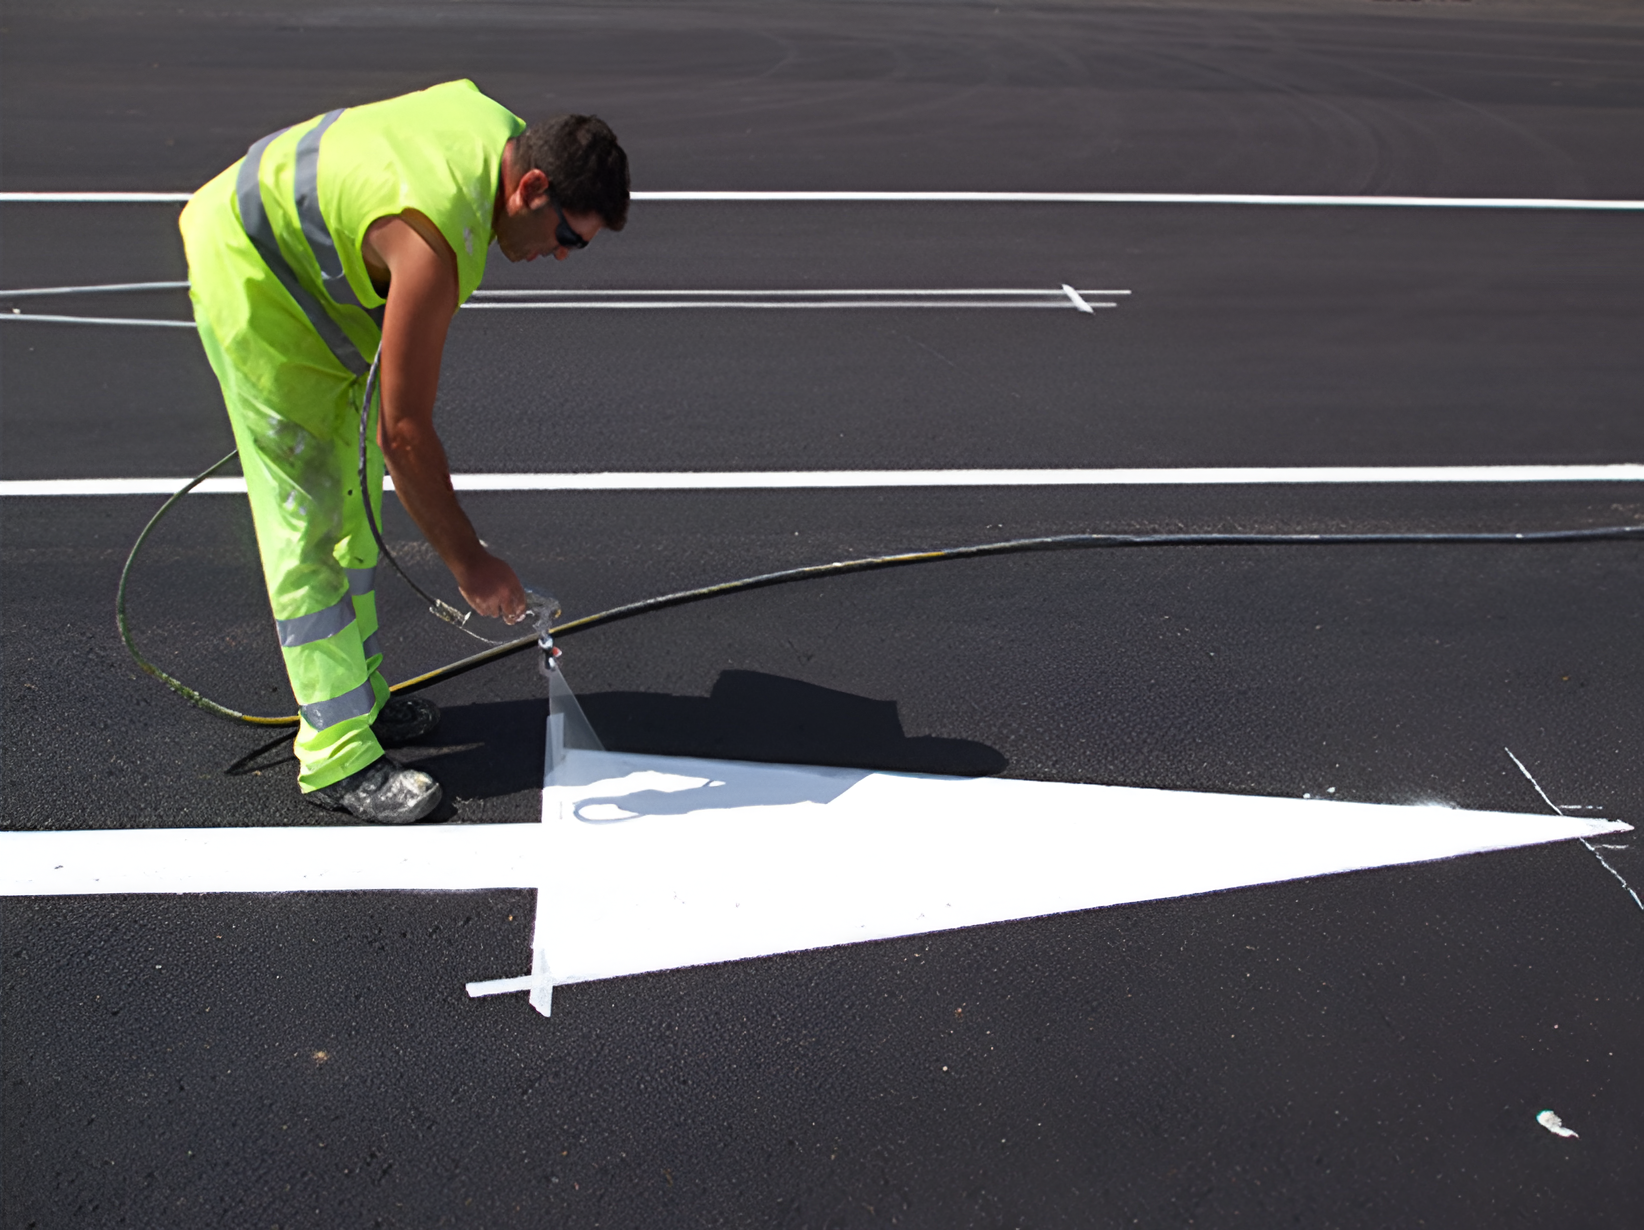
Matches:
[551,196,588,250]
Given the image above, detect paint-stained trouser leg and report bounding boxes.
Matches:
[195,316,389,791]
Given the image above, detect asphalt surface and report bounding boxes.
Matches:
[5,0,1644,198]
[6,202,1644,481]
[4,1,1644,1226]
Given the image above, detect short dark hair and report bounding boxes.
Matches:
[516,114,629,232]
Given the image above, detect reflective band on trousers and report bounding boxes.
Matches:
[294,110,383,326]
[346,565,376,596]
[300,678,378,731]
[235,127,370,376]
[276,591,356,647]
[275,594,356,648]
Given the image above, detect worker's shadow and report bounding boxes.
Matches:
[410,669,1007,806]
[582,670,1007,775]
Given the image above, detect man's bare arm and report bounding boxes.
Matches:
[365,214,527,622]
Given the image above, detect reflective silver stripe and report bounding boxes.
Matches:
[294,109,383,325]
[235,128,370,375]
[346,565,376,597]
[350,567,379,659]
[300,678,378,731]
[275,594,356,648]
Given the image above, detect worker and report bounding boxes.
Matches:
[179,80,629,823]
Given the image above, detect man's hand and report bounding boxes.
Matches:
[364,213,528,622]
[454,549,529,624]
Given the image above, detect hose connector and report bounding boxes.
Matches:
[430,598,471,628]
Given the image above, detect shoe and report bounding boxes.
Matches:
[304,755,443,824]
[372,696,441,747]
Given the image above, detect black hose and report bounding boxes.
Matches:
[113,448,272,721]
[386,520,1644,695]
[355,347,475,630]
[117,460,1644,727]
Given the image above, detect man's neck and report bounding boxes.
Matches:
[493,138,519,230]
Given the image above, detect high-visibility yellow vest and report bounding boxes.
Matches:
[210,79,524,374]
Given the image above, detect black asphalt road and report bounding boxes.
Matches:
[4,2,1643,1226]
[5,0,1644,198]
[6,203,1644,481]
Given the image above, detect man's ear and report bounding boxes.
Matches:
[519,168,552,212]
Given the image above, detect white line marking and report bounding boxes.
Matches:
[0,312,196,328]
[0,192,195,202]
[0,297,1124,325]
[467,975,536,997]
[499,746,1629,1005]
[468,288,1133,298]
[1579,841,1644,912]
[1062,284,1095,314]
[635,192,1644,211]
[0,284,1135,300]
[7,465,1644,498]
[0,823,546,895]
[1506,746,1643,913]
[0,280,192,297]
[463,300,1111,310]
[0,477,254,496]
[4,190,1643,210]
[1504,747,1564,815]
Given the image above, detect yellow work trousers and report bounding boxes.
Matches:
[182,166,388,791]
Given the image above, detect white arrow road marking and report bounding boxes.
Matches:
[465,740,1627,1014]
[3,743,1626,1020]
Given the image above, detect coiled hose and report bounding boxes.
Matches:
[117,451,1644,727]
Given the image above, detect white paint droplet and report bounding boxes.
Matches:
[1537,1109,1578,1138]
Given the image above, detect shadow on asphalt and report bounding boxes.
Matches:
[580,670,1008,777]
[219,672,1007,814]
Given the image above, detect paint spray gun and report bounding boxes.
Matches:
[522,587,562,679]
[523,586,604,765]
